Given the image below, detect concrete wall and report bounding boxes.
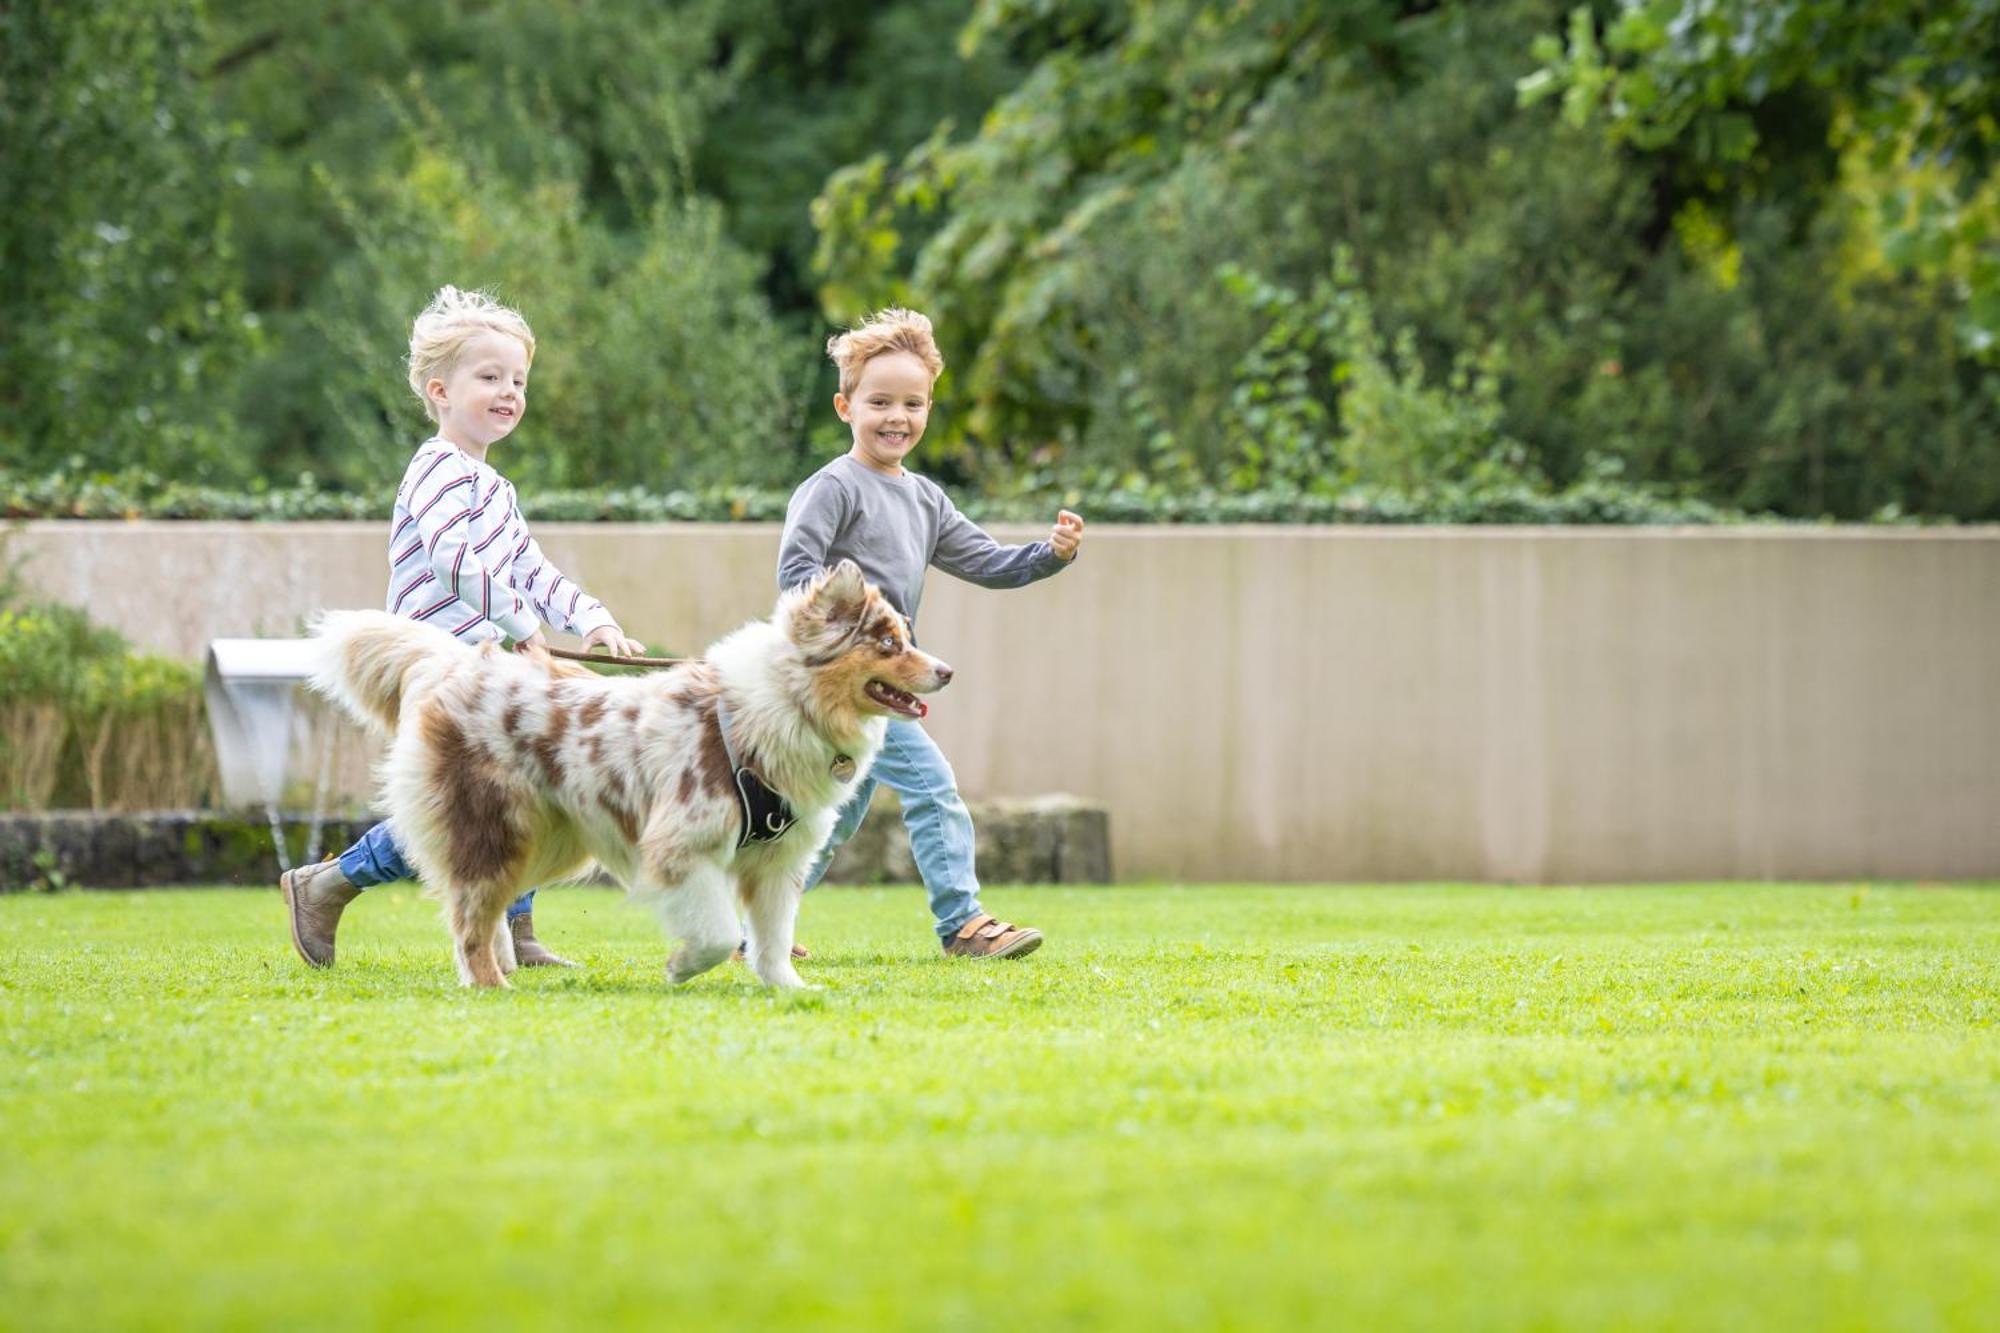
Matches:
[9,521,1998,882]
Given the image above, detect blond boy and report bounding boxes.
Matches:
[282,286,644,970]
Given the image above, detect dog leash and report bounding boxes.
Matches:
[545,643,854,778]
[546,645,689,669]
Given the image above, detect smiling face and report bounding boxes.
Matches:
[426,331,531,454]
[787,561,953,731]
[834,350,933,476]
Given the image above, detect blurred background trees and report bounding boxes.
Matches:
[3,0,1996,518]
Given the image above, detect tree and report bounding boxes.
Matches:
[1521,0,2000,353]
[695,0,1024,320]
[0,0,254,477]
[810,0,2000,516]
[811,0,1421,479]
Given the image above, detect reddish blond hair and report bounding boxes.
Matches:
[826,307,943,396]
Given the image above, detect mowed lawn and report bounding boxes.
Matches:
[2,883,1997,1332]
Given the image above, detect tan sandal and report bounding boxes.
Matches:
[943,914,1043,960]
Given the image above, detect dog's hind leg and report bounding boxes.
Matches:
[741,867,810,990]
[447,887,513,989]
[493,917,518,976]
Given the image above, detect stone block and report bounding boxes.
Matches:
[0,799,1111,890]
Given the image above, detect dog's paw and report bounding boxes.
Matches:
[666,941,733,986]
[755,965,817,991]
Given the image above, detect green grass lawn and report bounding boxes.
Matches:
[2,882,1997,1331]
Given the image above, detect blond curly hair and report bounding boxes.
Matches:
[406,286,537,422]
[826,307,944,396]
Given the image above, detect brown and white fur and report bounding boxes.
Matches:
[308,560,950,989]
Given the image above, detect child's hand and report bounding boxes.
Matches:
[512,629,552,667]
[1050,510,1085,561]
[583,623,648,657]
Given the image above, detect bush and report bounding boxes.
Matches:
[1,462,1811,527]
[0,601,214,812]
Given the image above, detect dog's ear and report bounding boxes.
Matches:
[790,559,872,659]
[812,559,869,627]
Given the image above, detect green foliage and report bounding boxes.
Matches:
[698,0,1025,318]
[1214,254,1533,496]
[0,604,130,710]
[0,0,256,478]
[811,0,1439,467]
[5,0,1996,519]
[0,598,211,811]
[309,143,808,491]
[1523,0,2000,354]
[207,0,811,492]
[812,0,2000,518]
[0,464,1771,526]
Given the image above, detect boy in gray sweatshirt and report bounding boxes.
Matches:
[778,308,1083,958]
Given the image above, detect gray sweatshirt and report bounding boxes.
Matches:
[777,454,1070,634]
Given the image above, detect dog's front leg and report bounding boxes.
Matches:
[741,867,811,990]
[650,860,738,987]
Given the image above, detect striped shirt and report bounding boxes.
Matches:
[385,437,615,646]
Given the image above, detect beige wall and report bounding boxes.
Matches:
[9,521,1998,882]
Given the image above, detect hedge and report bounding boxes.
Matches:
[0,467,1837,527]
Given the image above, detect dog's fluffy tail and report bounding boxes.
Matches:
[308,610,467,736]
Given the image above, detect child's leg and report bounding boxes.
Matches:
[336,819,416,886]
[503,888,575,968]
[284,818,409,968]
[868,720,984,941]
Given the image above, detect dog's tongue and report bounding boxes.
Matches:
[915,699,929,719]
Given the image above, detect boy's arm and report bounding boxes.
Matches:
[776,471,852,592]
[504,502,619,640]
[406,456,541,643]
[930,491,1071,590]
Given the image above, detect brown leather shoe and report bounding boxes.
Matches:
[509,912,578,968]
[943,914,1043,960]
[281,859,361,968]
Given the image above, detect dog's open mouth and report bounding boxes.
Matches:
[865,680,928,719]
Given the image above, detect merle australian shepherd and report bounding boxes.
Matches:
[309,560,950,990]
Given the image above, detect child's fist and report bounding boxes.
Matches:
[1051,510,1085,561]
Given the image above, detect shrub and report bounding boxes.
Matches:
[0,601,214,812]
[0,463,1786,527]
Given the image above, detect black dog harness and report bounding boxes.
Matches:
[733,768,797,847]
[714,696,853,850]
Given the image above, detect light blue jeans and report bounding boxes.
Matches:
[337,820,537,920]
[805,719,983,942]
